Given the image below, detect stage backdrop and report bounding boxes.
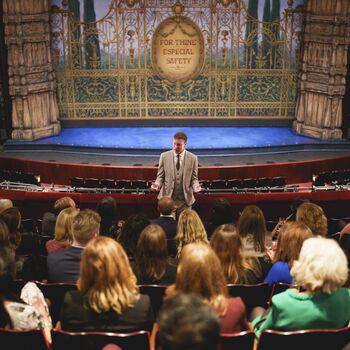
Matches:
[50,0,304,120]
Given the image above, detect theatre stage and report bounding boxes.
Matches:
[2,127,350,166]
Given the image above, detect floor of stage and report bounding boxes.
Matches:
[2,127,350,166]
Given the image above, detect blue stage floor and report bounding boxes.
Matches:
[3,127,350,166]
[5,127,350,153]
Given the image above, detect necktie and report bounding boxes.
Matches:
[176,154,180,171]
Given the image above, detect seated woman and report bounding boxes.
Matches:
[176,209,209,258]
[165,242,248,333]
[296,202,328,237]
[117,213,150,260]
[133,224,177,285]
[253,237,350,338]
[0,207,22,251]
[210,224,263,284]
[46,207,80,253]
[60,236,154,332]
[237,205,272,276]
[264,222,313,284]
[96,196,118,238]
[0,246,52,342]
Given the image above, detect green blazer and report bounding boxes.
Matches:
[253,288,350,338]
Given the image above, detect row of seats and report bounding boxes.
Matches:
[0,169,40,185]
[202,176,286,190]
[313,169,350,186]
[12,281,290,325]
[69,176,287,191]
[1,321,349,350]
[70,178,150,190]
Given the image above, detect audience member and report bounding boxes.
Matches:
[205,197,234,238]
[117,213,150,260]
[237,205,272,274]
[296,202,327,237]
[237,205,270,257]
[0,207,21,251]
[60,236,154,332]
[271,196,310,239]
[264,222,313,284]
[0,247,52,342]
[42,196,76,236]
[96,196,118,237]
[0,218,10,247]
[133,224,177,285]
[45,207,80,253]
[165,242,248,333]
[157,293,220,350]
[175,209,208,257]
[47,209,100,283]
[151,197,177,239]
[0,199,13,213]
[253,237,350,338]
[210,224,263,284]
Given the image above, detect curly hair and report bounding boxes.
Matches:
[176,209,208,257]
[296,202,327,237]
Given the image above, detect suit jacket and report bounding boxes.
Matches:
[47,246,83,283]
[155,150,199,206]
[150,216,177,239]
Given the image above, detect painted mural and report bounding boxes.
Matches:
[50,0,305,119]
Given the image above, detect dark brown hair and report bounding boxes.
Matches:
[0,207,21,250]
[211,224,261,284]
[134,224,168,281]
[237,205,267,252]
[173,132,188,142]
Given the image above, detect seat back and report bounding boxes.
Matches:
[220,330,255,350]
[35,282,77,325]
[257,327,350,350]
[0,328,48,350]
[269,283,293,305]
[138,285,167,317]
[52,329,150,350]
[227,283,273,316]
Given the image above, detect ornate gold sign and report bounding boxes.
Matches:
[151,16,205,83]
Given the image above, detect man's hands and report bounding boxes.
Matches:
[193,183,202,193]
[151,182,159,192]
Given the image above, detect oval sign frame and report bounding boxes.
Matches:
[151,16,205,83]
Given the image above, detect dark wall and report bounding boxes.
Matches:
[0,0,11,143]
[342,45,350,139]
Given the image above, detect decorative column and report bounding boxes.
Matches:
[3,0,60,140]
[294,0,350,139]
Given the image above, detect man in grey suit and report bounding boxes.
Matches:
[151,132,202,215]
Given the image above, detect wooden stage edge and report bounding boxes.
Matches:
[1,155,350,221]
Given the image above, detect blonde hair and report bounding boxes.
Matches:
[210,224,262,284]
[291,237,348,293]
[0,199,13,214]
[237,205,267,253]
[72,209,100,245]
[174,242,228,316]
[176,209,208,257]
[296,202,327,237]
[78,236,139,314]
[274,222,313,267]
[54,207,80,246]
